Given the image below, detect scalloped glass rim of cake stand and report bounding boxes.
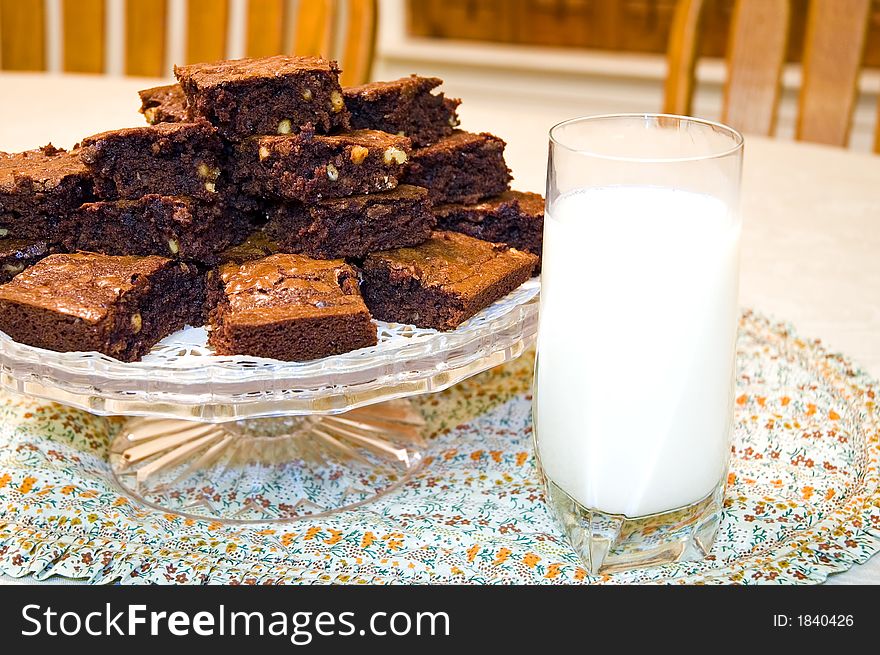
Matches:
[0,279,540,421]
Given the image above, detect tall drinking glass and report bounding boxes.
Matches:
[536,114,743,574]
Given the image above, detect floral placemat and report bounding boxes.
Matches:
[0,310,878,584]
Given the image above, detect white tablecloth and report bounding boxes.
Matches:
[1,72,878,584]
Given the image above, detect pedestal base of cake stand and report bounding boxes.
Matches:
[109,399,426,523]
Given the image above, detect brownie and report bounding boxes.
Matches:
[402,130,512,204]
[139,83,189,124]
[217,230,279,266]
[232,128,411,202]
[69,195,252,264]
[343,75,460,147]
[361,231,537,331]
[0,144,92,240]
[265,185,435,259]
[0,253,204,362]
[434,191,544,269]
[207,254,377,361]
[79,121,223,201]
[175,55,350,141]
[0,239,62,283]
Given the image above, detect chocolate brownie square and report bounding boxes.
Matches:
[0,144,92,240]
[175,55,350,141]
[69,195,252,264]
[343,75,460,147]
[217,230,279,266]
[79,121,223,201]
[139,83,189,124]
[0,239,62,283]
[0,253,204,362]
[265,185,435,259]
[361,231,537,330]
[232,128,411,202]
[402,130,512,204]
[434,190,544,269]
[207,254,377,361]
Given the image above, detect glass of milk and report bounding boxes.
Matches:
[535,114,743,574]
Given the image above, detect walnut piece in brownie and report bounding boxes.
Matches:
[79,121,223,201]
[343,75,461,147]
[139,83,189,124]
[0,239,62,283]
[0,253,204,362]
[361,231,537,331]
[265,185,435,259]
[0,144,92,240]
[70,195,252,264]
[208,254,377,361]
[232,128,411,202]
[402,130,512,204]
[217,230,279,266]
[175,55,350,141]
[434,190,544,270]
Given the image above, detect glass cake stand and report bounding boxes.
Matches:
[0,280,539,523]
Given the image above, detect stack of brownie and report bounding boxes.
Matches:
[0,55,543,363]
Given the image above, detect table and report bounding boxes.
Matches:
[1,72,878,585]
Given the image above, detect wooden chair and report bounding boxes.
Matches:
[0,0,378,86]
[664,0,877,151]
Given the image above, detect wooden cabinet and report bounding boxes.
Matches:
[407,0,880,67]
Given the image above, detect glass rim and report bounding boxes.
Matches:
[549,113,745,164]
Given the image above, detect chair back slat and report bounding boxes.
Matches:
[246,0,285,59]
[796,0,871,147]
[666,0,877,149]
[662,0,705,116]
[339,0,376,86]
[0,1,373,85]
[722,0,789,136]
[187,0,228,65]
[124,0,167,77]
[62,0,105,73]
[294,0,338,58]
[0,0,46,71]
[876,101,880,153]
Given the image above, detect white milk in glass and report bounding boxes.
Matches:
[535,186,740,518]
